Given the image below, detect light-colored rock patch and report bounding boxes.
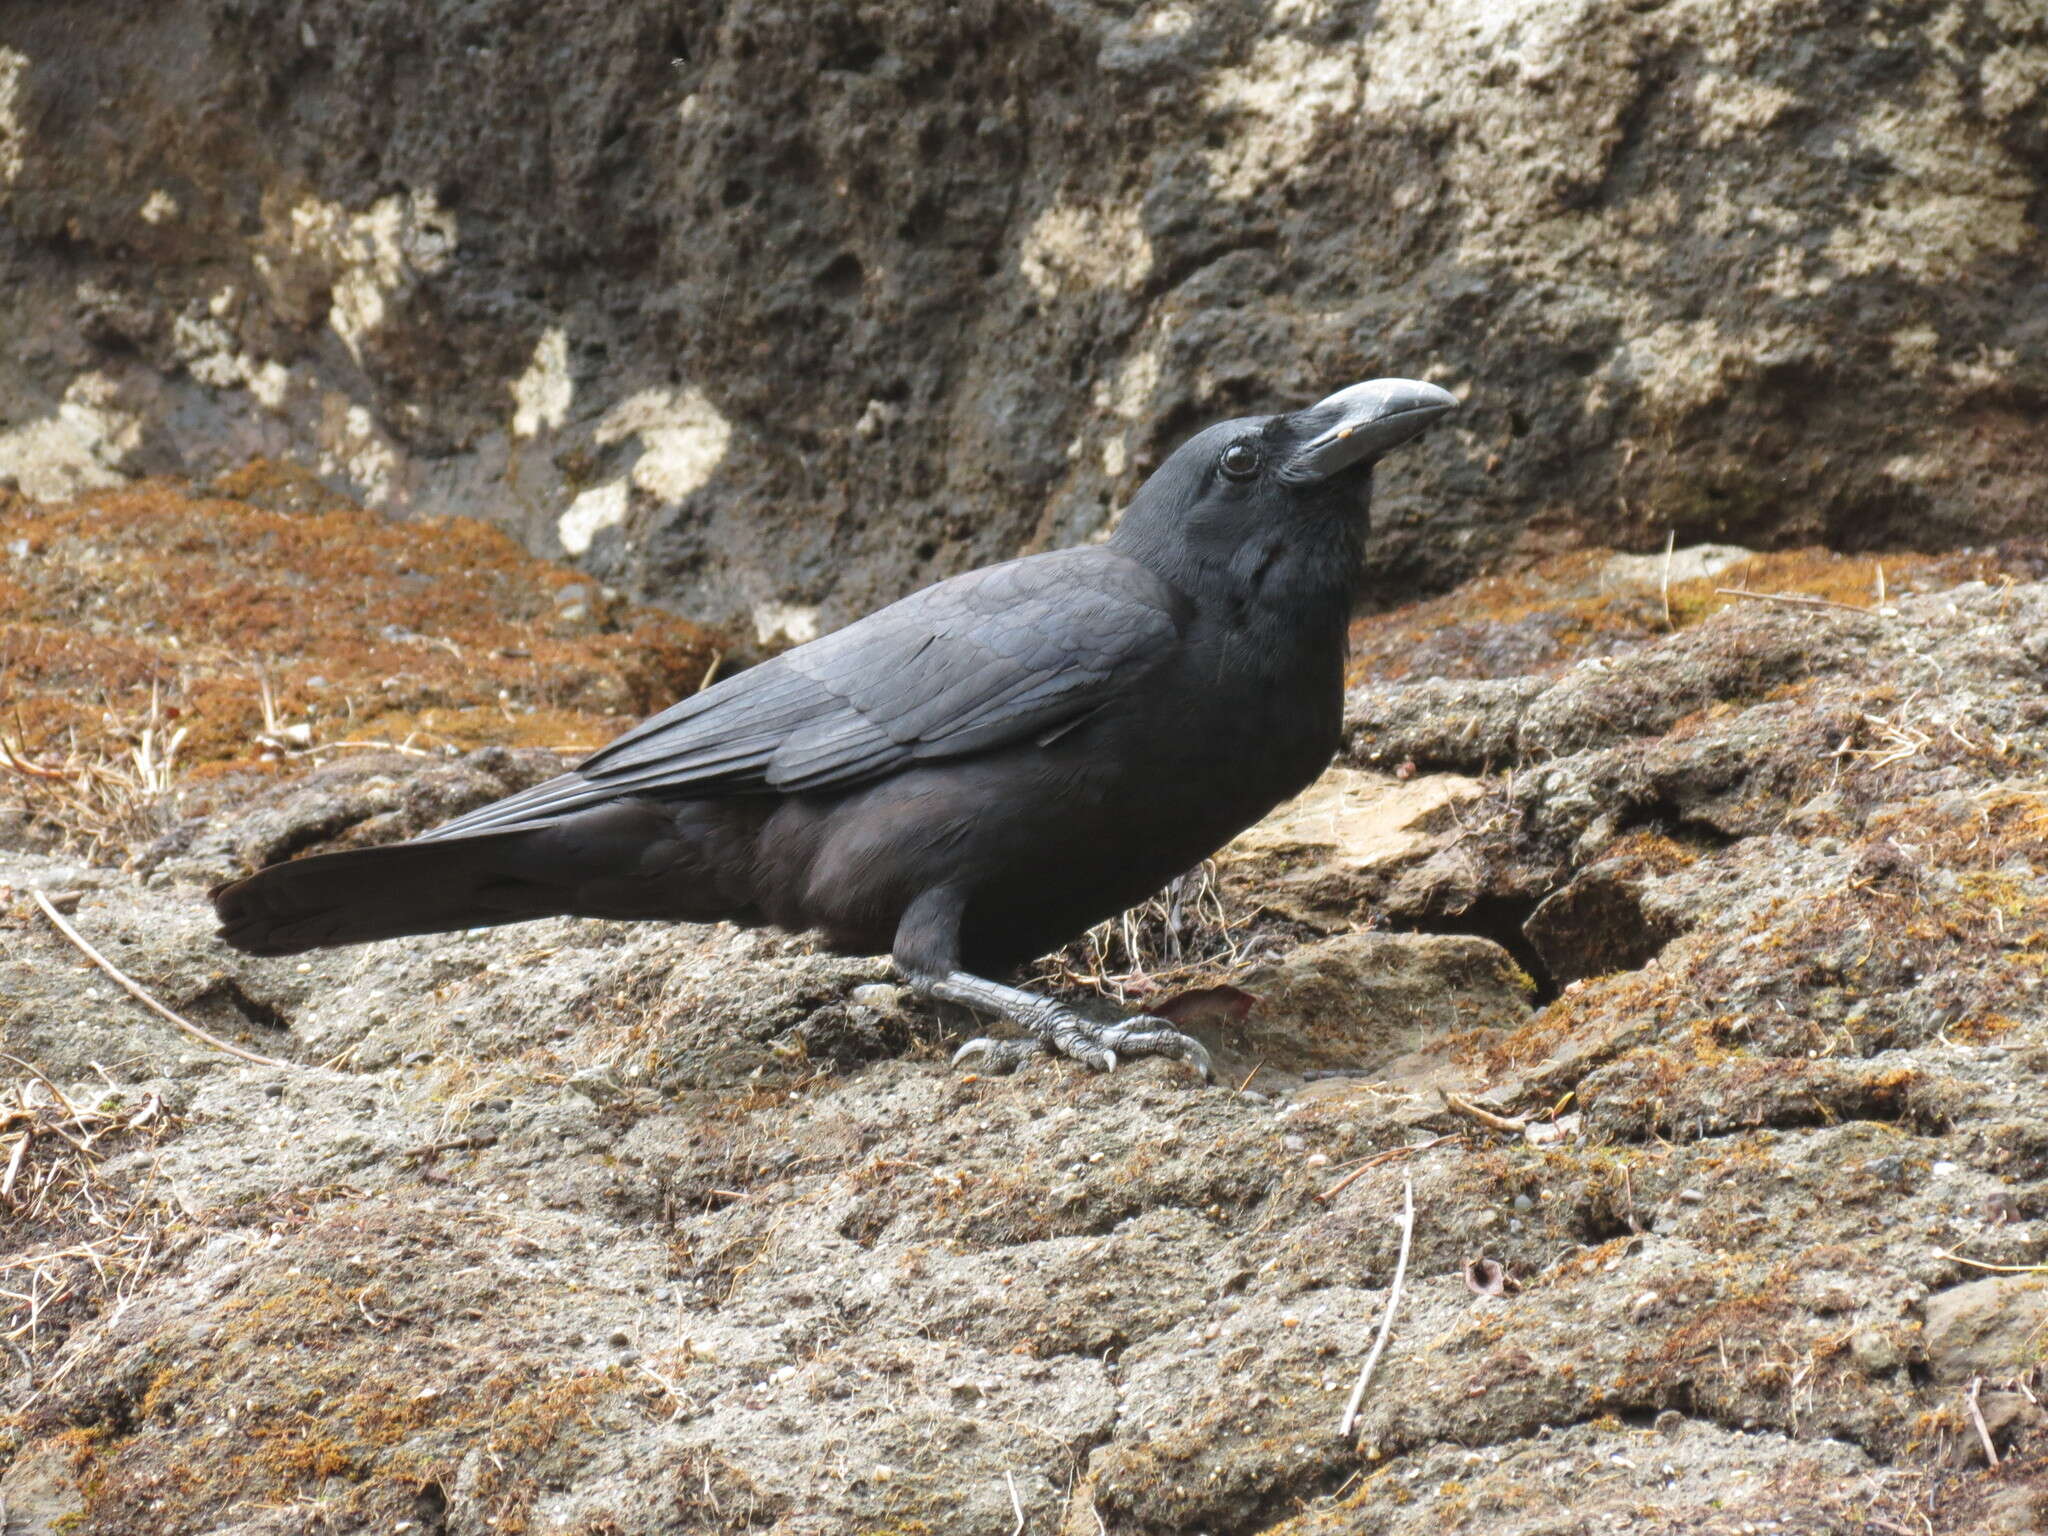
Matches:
[1019,201,1153,297]
[558,480,629,557]
[595,386,731,503]
[315,393,401,506]
[1203,33,1360,197]
[511,326,572,438]
[0,372,144,499]
[752,601,821,646]
[269,190,459,363]
[1820,70,2036,281]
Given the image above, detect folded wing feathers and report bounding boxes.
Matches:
[417,552,1177,838]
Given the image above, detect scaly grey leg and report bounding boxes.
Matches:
[911,969,1213,1080]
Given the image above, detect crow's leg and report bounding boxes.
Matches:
[892,890,1212,1080]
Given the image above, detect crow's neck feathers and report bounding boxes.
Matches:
[1110,471,1372,646]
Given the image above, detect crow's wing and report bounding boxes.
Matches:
[418,547,1182,840]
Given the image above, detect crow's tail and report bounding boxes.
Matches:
[211,832,592,955]
[210,798,761,956]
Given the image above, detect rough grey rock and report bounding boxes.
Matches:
[1921,1274,2048,1383]
[3,1,2044,641]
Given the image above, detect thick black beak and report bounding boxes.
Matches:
[1280,378,1459,483]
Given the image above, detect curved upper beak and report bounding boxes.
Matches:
[1280,378,1459,483]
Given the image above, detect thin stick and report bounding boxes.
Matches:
[1659,528,1675,630]
[1713,587,1875,616]
[1338,1175,1414,1440]
[1005,1469,1025,1536]
[32,891,293,1070]
[1932,1249,2048,1275]
[1318,1134,1461,1203]
[1441,1091,1526,1135]
[400,1134,498,1160]
[1967,1375,2000,1468]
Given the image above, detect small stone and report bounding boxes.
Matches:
[1850,1329,1901,1374]
[849,983,902,1010]
[1512,1193,1535,1213]
[1283,1135,1307,1152]
[608,1329,631,1348]
[568,1068,620,1106]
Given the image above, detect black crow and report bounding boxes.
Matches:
[213,379,1458,1076]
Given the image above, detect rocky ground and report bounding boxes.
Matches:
[3,482,2047,1533]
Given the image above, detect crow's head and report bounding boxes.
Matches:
[1111,378,1457,594]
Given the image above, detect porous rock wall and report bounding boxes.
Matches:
[1,0,2043,640]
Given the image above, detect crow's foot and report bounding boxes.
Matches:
[947,1005,1213,1080]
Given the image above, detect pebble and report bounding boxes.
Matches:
[1512,1193,1535,1213]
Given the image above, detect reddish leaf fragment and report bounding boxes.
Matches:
[1151,985,1258,1028]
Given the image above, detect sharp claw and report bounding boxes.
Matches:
[951,1036,1045,1075]
[1097,1017,1215,1082]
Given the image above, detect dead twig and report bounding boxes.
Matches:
[1005,1469,1025,1536]
[32,890,294,1070]
[399,1133,498,1161]
[1932,1249,2048,1275]
[1713,586,1876,616]
[1338,1175,1414,1440]
[1440,1091,1525,1135]
[1319,1134,1462,1203]
[1967,1375,2000,1468]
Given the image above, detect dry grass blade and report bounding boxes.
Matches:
[1714,586,1878,616]
[1031,862,1258,1005]
[1967,1375,2000,1468]
[33,890,295,1070]
[0,1069,182,1395]
[1,727,178,865]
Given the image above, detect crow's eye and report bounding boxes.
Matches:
[1219,442,1261,481]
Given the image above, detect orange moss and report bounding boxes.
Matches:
[1347,545,2037,685]
[0,472,719,775]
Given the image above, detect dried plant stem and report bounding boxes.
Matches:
[1659,529,1675,630]
[33,890,293,1070]
[1713,587,1876,616]
[1338,1175,1414,1440]
[1967,1375,2000,1468]
[1931,1249,2048,1275]
[1440,1091,1526,1135]
[1319,1134,1461,1203]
